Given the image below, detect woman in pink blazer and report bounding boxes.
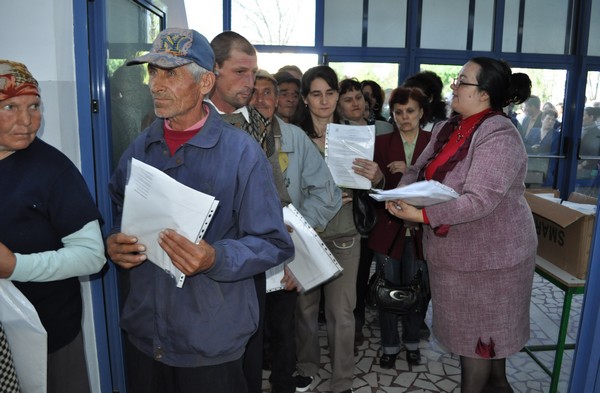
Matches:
[387,57,537,392]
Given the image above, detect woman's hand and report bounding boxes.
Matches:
[387,160,407,175]
[385,199,424,223]
[353,158,384,186]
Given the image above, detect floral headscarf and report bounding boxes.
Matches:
[0,60,39,101]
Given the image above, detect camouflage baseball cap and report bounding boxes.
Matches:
[127,28,215,71]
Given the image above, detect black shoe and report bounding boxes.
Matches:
[406,348,421,365]
[294,375,313,392]
[379,352,398,369]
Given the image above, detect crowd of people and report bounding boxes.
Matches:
[2,26,553,393]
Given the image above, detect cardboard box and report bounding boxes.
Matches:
[525,192,597,280]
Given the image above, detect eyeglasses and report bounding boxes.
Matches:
[451,78,479,88]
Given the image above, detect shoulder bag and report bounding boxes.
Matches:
[365,229,425,315]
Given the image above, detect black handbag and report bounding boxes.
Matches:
[365,230,425,314]
[352,189,377,235]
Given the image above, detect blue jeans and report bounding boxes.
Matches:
[375,237,430,354]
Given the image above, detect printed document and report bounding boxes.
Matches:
[324,123,375,190]
[266,204,343,292]
[370,180,459,206]
[121,158,219,288]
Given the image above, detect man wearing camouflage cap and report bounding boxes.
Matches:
[107,28,293,393]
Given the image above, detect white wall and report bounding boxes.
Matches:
[0,1,101,392]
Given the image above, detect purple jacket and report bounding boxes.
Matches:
[400,114,537,271]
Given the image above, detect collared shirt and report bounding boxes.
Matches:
[400,132,418,169]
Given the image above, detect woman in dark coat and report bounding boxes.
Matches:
[386,57,537,392]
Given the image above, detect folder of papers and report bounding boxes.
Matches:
[266,204,343,293]
[121,158,219,288]
[370,180,459,206]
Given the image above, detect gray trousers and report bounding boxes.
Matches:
[296,233,360,393]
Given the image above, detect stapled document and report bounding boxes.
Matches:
[121,158,219,288]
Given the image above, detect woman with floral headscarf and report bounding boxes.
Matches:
[0,60,106,393]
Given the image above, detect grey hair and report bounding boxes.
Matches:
[185,62,210,82]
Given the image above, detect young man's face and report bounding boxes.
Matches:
[277,81,300,121]
[213,49,258,113]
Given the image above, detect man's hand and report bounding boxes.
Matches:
[106,232,147,269]
[281,265,301,292]
[0,242,16,278]
[158,229,216,276]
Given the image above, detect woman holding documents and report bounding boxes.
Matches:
[386,57,537,392]
[294,65,359,393]
[356,87,432,368]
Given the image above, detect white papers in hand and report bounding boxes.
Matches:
[324,123,375,190]
[266,204,343,293]
[121,158,219,288]
[370,180,459,206]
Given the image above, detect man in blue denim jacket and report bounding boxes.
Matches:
[106,28,294,393]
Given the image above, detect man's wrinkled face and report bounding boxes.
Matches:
[277,82,300,121]
[250,78,278,119]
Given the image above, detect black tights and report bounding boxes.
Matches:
[460,356,514,393]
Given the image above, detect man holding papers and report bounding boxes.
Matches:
[106,28,293,393]
[250,69,342,393]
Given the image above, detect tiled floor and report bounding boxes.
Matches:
[262,272,583,392]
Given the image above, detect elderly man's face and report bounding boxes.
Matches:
[148,64,205,129]
[0,94,41,158]
[250,78,277,119]
[213,49,258,112]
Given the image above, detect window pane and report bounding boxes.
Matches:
[367,0,407,48]
[502,0,520,52]
[589,0,600,55]
[324,0,362,47]
[329,62,399,119]
[185,0,222,41]
[575,71,600,198]
[472,1,494,51]
[421,0,469,50]
[522,0,569,54]
[107,0,161,169]
[512,67,567,189]
[256,52,319,77]
[231,0,315,46]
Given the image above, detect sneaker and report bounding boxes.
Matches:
[294,375,313,392]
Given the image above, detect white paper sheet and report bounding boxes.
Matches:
[324,123,375,190]
[266,204,343,293]
[370,180,459,206]
[121,158,219,288]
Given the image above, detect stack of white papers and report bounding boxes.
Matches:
[266,204,343,293]
[370,180,459,206]
[121,158,219,288]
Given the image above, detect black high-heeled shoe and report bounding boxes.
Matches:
[379,352,399,369]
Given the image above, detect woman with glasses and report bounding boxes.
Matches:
[385,57,536,392]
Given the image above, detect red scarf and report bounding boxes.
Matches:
[419,109,500,236]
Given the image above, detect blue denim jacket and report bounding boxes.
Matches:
[109,103,294,367]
